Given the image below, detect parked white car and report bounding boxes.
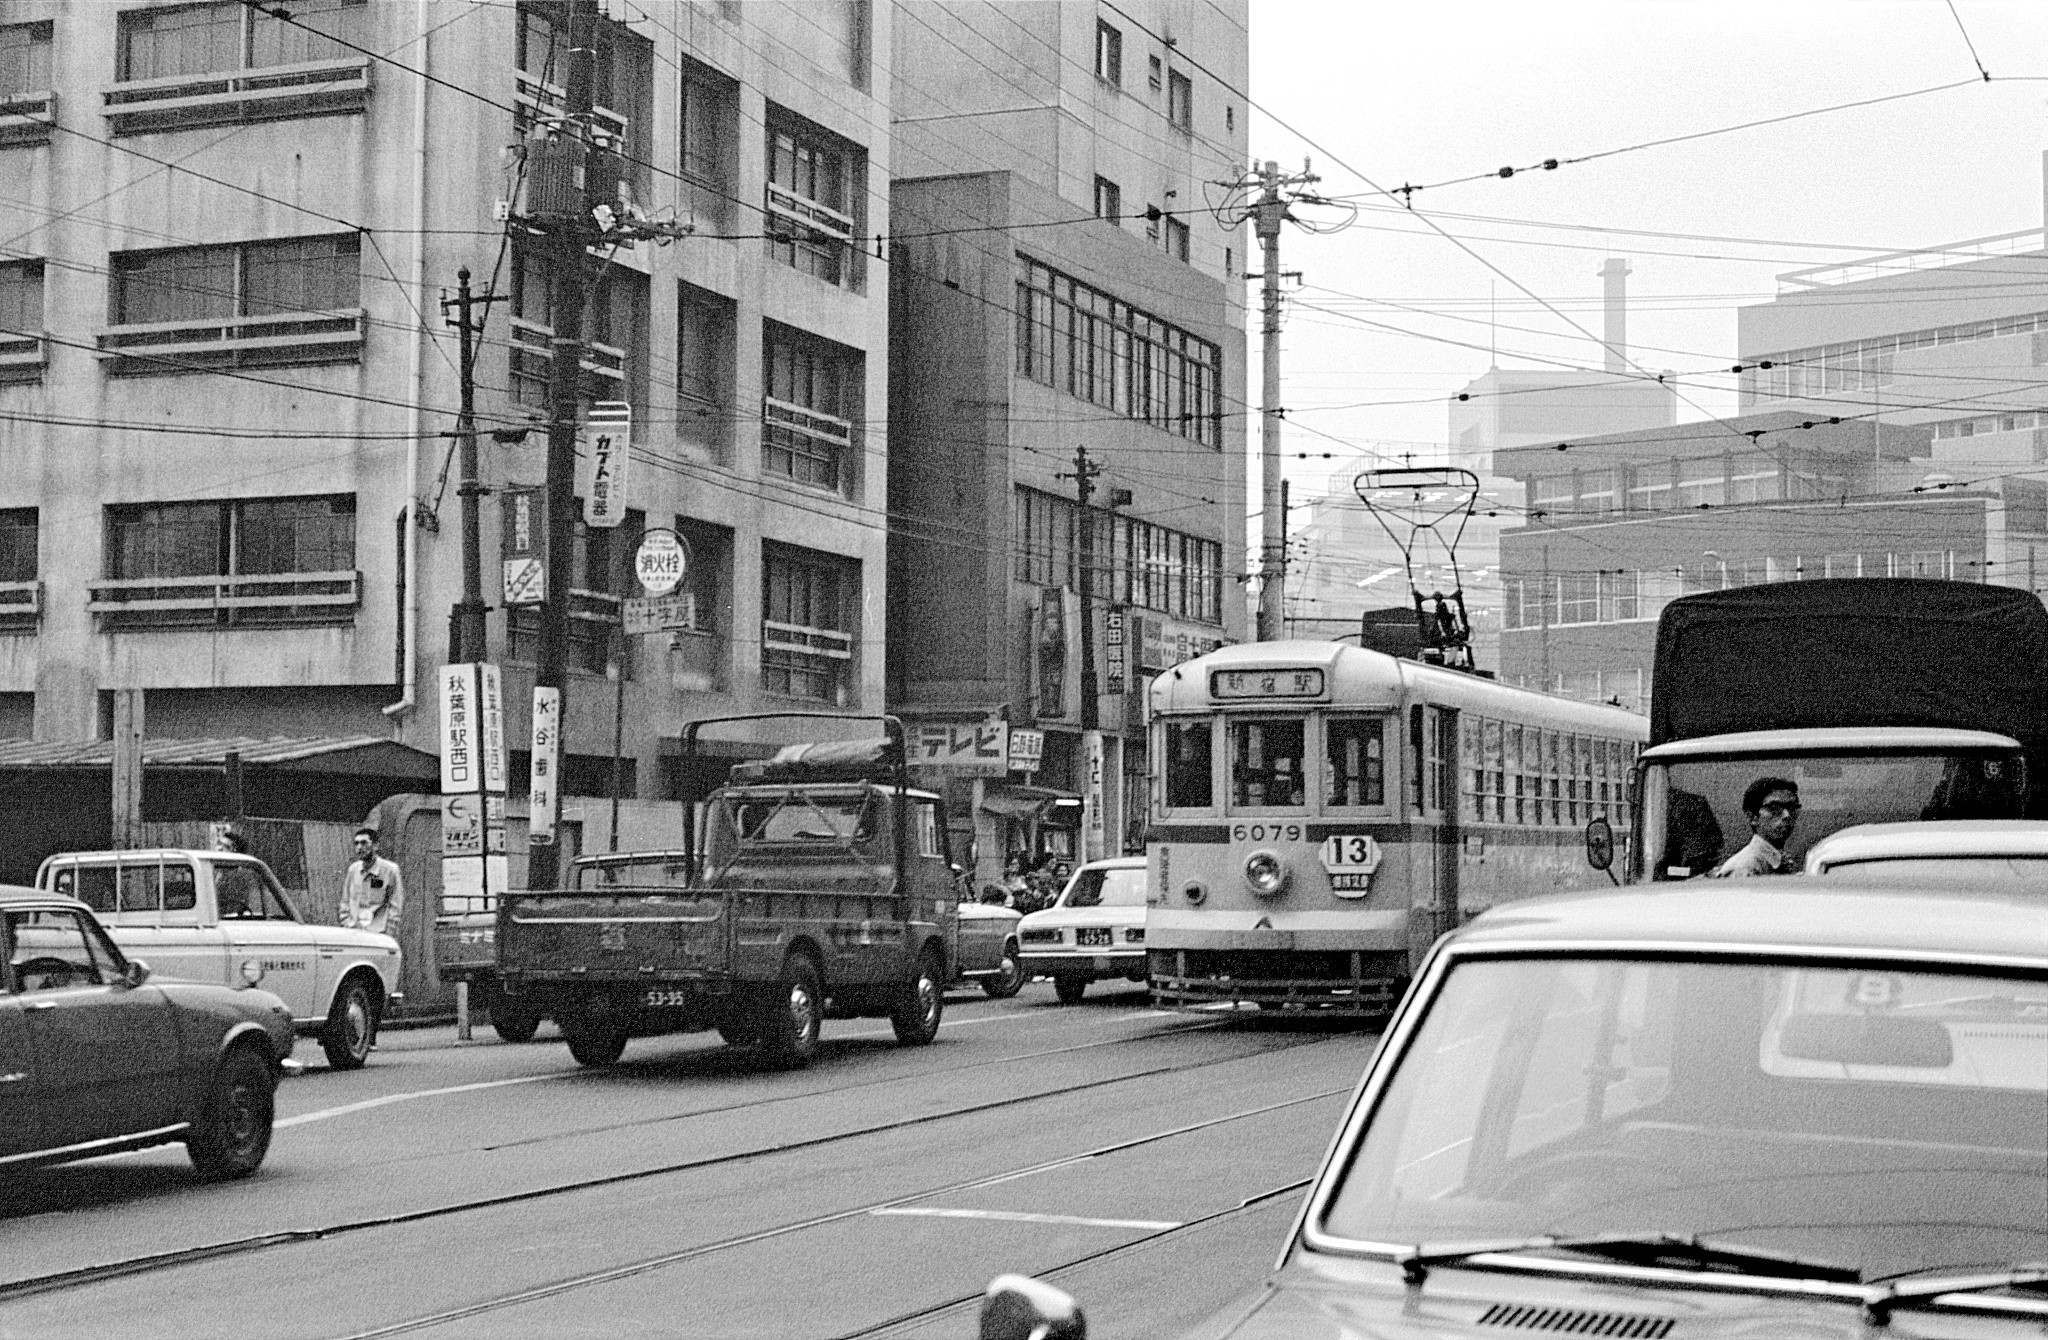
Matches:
[1803,820,2048,886]
[36,849,403,1069]
[1017,856,1148,1003]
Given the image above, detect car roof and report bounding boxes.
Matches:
[1640,726,2023,761]
[43,849,255,862]
[1806,820,2048,869]
[1078,857,1147,871]
[0,883,92,910]
[1455,881,2048,967]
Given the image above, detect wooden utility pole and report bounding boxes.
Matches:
[1061,447,1106,861]
[441,267,505,664]
[1248,160,1320,641]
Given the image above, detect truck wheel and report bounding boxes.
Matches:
[491,999,542,1044]
[1053,975,1089,1005]
[563,1013,629,1067]
[321,977,377,1069]
[755,955,823,1069]
[186,1046,274,1181]
[716,1016,760,1049]
[981,943,1027,999]
[891,949,945,1046]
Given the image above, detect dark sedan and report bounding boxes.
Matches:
[0,885,298,1180]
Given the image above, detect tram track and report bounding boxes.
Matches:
[0,1027,1352,1311]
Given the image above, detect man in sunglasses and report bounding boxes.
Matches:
[1712,777,1801,878]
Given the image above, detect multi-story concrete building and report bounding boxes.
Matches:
[0,0,893,859]
[886,1,1249,876]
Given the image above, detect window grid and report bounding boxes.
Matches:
[762,543,856,704]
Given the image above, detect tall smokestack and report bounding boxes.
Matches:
[1599,257,1630,374]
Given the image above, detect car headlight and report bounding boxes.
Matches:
[1243,849,1290,897]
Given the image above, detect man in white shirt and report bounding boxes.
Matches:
[342,827,406,935]
[1713,777,1800,878]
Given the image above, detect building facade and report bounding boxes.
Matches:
[886,0,1249,880]
[0,0,893,853]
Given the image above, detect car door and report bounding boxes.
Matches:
[114,857,225,990]
[0,977,40,1160]
[8,908,181,1147]
[213,860,320,1022]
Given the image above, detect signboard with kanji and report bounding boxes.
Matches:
[501,486,546,607]
[1007,729,1045,772]
[583,402,632,528]
[909,720,1009,776]
[623,593,697,635]
[529,687,561,846]
[633,528,688,595]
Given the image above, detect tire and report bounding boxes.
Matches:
[1053,974,1089,1005]
[320,976,377,1070]
[186,1046,275,1180]
[715,1017,761,1049]
[755,955,823,1069]
[562,1012,629,1067]
[891,950,945,1046]
[980,943,1027,999]
[491,998,542,1044]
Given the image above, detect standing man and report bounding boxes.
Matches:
[1712,778,1800,878]
[342,827,406,936]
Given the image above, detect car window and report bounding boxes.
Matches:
[7,909,110,992]
[119,863,160,914]
[215,863,298,920]
[1063,868,1147,908]
[70,865,116,914]
[162,863,198,913]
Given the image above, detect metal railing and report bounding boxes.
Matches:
[101,57,370,133]
[86,570,360,627]
[96,309,365,372]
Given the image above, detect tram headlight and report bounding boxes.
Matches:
[1242,849,1290,897]
[1182,880,1208,906]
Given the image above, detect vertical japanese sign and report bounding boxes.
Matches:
[478,663,508,896]
[529,686,562,847]
[501,486,546,606]
[1083,732,1107,863]
[1104,607,1127,695]
[438,664,484,909]
[583,401,632,528]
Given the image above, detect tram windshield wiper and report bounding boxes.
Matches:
[1396,1232,1861,1285]
[1864,1265,2048,1322]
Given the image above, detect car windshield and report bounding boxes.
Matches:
[1644,752,2028,880]
[1817,856,2048,885]
[1062,867,1146,908]
[1319,955,2047,1282]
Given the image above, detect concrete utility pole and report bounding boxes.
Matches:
[1060,446,1106,861]
[1248,159,1320,641]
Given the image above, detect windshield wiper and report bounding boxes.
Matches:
[1398,1233,1861,1285]
[1865,1266,2048,1323]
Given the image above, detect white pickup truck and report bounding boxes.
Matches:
[35,848,403,1069]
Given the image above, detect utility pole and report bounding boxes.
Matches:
[441,267,505,663]
[1060,446,1106,861]
[1247,159,1321,641]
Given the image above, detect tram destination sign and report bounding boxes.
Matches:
[1210,668,1326,700]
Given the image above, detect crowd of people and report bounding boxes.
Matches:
[979,853,1072,915]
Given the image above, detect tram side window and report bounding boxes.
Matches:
[1164,721,1214,809]
[1230,719,1306,808]
[1326,716,1385,808]
[1483,718,1505,822]
[1507,725,1526,825]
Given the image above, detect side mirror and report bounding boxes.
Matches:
[1584,816,1615,872]
[981,1275,1085,1340]
[122,958,152,989]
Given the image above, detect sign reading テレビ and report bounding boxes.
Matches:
[1210,668,1326,700]
[633,528,688,596]
[909,720,1009,776]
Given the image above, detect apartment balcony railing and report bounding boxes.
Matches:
[102,57,370,134]
[0,580,42,632]
[764,181,854,243]
[86,570,360,629]
[761,619,853,662]
[0,333,47,384]
[96,309,365,374]
[508,318,627,386]
[513,70,629,146]
[0,90,55,146]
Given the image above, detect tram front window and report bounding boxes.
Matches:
[1164,722,1214,809]
[1231,719,1307,808]
[1327,716,1387,808]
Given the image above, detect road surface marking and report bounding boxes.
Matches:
[870,1207,1184,1231]
[275,1073,567,1129]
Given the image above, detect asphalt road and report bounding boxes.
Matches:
[0,982,1379,1340]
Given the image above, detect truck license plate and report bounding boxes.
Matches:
[1077,927,1112,947]
[641,988,692,1008]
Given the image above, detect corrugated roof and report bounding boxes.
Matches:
[0,736,437,772]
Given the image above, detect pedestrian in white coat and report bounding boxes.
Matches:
[342,827,405,936]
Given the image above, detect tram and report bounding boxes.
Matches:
[1146,639,1647,1014]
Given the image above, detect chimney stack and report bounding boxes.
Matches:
[1599,258,1630,374]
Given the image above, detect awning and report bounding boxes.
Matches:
[978,784,1082,821]
[0,736,440,782]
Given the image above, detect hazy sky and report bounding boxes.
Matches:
[1243,0,2048,501]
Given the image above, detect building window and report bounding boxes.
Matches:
[508,508,637,674]
[1167,69,1193,131]
[766,110,860,287]
[762,543,857,704]
[1094,21,1121,84]
[678,62,735,188]
[508,244,636,412]
[515,2,652,199]
[1013,488,1222,625]
[667,518,731,693]
[0,508,37,631]
[117,0,367,81]
[1164,216,1190,263]
[91,496,357,629]
[676,282,734,459]
[1225,105,1234,131]
[763,325,858,492]
[1093,175,1121,223]
[1015,255,1222,447]
[0,260,44,380]
[1147,52,1162,91]
[0,21,51,98]
[101,236,362,371]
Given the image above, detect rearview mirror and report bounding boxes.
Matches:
[981,1274,1085,1340]
[122,958,152,989]
[1778,1014,1954,1069]
[1583,816,1614,871]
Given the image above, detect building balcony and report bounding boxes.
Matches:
[0,332,47,383]
[86,570,361,630]
[0,580,41,632]
[101,57,371,135]
[508,318,626,385]
[513,69,629,147]
[0,90,55,147]
[765,182,855,243]
[762,619,853,662]
[96,309,365,374]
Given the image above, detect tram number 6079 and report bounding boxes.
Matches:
[1231,824,1303,843]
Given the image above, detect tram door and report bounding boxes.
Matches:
[1411,705,1461,942]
